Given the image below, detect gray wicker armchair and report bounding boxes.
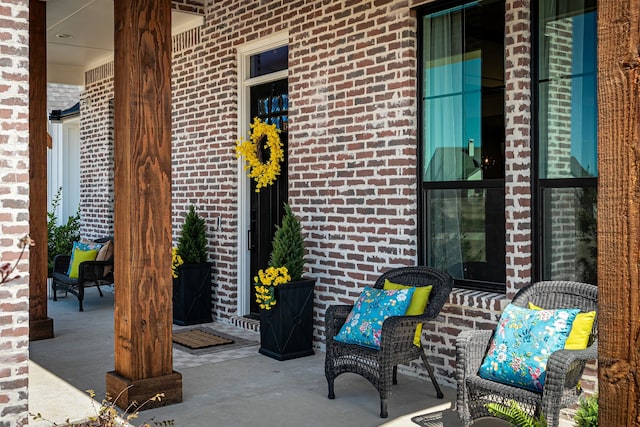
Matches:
[325,266,453,418]
[455,281,598,427]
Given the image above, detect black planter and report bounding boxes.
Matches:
[259,278,315,361]
[173,262,212,326]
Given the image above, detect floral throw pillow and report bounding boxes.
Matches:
[478,304,579,392]
[334,286,415,350]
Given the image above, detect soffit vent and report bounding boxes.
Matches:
[85,61,114,86]
[173,26,201,54]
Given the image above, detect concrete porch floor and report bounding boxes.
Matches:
[29,289,461,427]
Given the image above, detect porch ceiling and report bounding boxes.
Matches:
[46,0,204,86]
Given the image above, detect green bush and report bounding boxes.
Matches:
[177,205,208,264]
[574,394,598,427]
[47,188,80,276]
[268,203,306,281]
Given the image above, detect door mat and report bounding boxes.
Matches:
[172,329,234,349]
[172,326,259,356]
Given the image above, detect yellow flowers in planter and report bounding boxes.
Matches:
[254,266,291,310]
[235,117,284,192]
[172,247,184,279]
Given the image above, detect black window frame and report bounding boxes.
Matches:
[416,0,507,294]
[532,0,598,285]
[531,0,598,285]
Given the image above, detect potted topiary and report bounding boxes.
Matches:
[256,203,315,361]
[173,205,212,326]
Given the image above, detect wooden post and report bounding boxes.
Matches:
[106,0,182,409]
[28,0,54,341]
[597,0,640,425]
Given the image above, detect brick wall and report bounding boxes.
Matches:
[504,0,533,298]
[78,0,597,397]
[171,0,205,15]
[0,1,30,425]
[79,68,114,240]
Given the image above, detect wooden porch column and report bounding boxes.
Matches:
[597,0,640,425]
[29,0,54,341]
[106,0,182,409]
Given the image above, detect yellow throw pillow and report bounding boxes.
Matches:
[384,279,433,347]
[528,302,596,350]
[68,248,99,279]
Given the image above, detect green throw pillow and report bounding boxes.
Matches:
[68,247,99,279]
[383,279,433,347]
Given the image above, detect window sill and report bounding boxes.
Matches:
[449,287,509,312]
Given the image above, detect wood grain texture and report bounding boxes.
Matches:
[112,0,174,382]
[106,370,182,410]
[28,0,52,337]
[597,0,640,425]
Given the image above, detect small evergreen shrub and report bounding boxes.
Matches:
[268,203,306,281]
[177,205,208,264]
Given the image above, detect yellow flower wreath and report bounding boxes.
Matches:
[235,118,284,192]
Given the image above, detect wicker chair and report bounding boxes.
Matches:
[324,266,453,418]
[455,281,598,427]
[52,236,114,311]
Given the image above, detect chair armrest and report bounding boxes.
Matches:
[379,315,426,350]
[455,329,493,423]
[77,260,113,284]
[325,304,353,339]
[456,329,494,376]
[543,339,598,395]
[53,254,71,274]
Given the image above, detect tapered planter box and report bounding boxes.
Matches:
[173,262,212,326]
[259,278,315,361]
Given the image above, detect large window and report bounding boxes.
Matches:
[418,0,506,292]
[536,0,597,284]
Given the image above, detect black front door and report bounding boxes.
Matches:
[249,78,288,316]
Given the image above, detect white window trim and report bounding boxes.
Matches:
[236,31,288,316]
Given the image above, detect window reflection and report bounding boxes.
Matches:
[538,7,597,178]
[542,187,597,284]
[428,188,506,285]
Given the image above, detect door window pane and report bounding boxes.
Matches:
[250,46,288,78]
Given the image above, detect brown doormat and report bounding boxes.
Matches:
[172,329,235,349]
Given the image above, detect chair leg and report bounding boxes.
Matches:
[419,351,444,399]
[380,398,388,418]
[52,281,58,301]
[327,379,335,400]
[392,365,398,385]
[97,286,104,297]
